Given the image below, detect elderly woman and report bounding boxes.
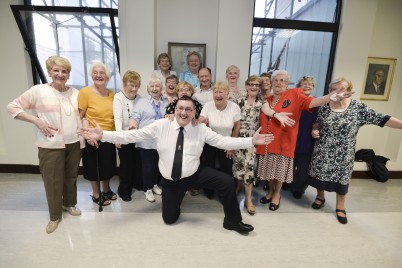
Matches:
[113,70,142,202]
[232,76,263,215]
[259,72,272,100]
[163,74,178,103]
[308,77,402,224]
[165,81,203,119]
[7,56,84,234]
[257,70,352,211]
[78,61,116,207]
[199,81,241,199]
[151,53,177,90]
[291,75,318,199]
[179,51,202,88]
[226,65,243,102]
[132,78,169,202]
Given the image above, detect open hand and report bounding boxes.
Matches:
[78,120,103,142]
[275,112,295,127]
[252,127,274,145]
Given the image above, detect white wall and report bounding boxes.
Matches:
[1,0,402,171]
[334,0,402,170]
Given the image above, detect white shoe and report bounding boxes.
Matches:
[145,189,155,203]
[63,206,82,216]
[46,219,60,234]
[152,184,162,195]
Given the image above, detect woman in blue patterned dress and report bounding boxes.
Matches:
[232,76,263,215]
[308,77,402,224]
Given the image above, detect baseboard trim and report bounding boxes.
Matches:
[0,164,401,178]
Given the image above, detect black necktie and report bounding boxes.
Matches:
[171,127,184,181]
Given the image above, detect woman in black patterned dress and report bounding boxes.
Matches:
[308,77,402,224]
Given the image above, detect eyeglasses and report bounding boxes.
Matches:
[248,83,260,87]
[178,88,191,92]
[92,71,106,76]
[272,78,287,83]
[175,106,193,113]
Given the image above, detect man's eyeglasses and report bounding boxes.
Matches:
[175,106,193,113]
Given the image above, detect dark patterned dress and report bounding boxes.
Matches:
[308,100,390,195]
[232,94,262,184]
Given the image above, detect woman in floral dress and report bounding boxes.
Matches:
[232,76,263,215]
[308,77,402,224]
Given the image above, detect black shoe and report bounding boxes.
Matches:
[121,195,132,202]
[223,219,254,234]
[292,192,303,199]
[259,196,272,204]
[204,189,214,200]
[102,189,118,200]
[312,196,326,210]
[269,197,281,211]
[335,209,348,224]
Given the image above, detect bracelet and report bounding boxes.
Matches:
[272,112,277,118]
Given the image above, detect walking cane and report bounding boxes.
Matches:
[96,142,103,212]
[84,118,103,212]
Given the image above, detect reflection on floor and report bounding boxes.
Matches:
[0,173,401,268]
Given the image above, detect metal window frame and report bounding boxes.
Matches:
[251,0,342,93]
[10,5,119,85]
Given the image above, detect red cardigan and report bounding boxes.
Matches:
[256,88,313,159]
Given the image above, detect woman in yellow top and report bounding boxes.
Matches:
[78,61,116,206]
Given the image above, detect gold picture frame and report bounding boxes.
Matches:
[360,57,397,101]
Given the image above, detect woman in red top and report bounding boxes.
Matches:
[257,70,352,211]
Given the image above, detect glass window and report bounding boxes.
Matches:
[13,1,120,91]
[254,0,337,23]
[251,0,341,96]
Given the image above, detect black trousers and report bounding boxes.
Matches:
[160,165,242,224]
[201,144,233,176]
[117,143,143,197]
[291,152,312,194]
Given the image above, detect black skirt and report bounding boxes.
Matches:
[82,141,116,181]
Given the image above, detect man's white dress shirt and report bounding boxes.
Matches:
[102,118,253,180]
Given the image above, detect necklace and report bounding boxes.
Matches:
[50,84,72,116]
[270,96,280,109]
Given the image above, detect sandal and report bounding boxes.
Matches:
[102,190,117,200]
[244,202,256,215]
[91,195,111,206]
[311,196,325,210]
[335,209,348,224]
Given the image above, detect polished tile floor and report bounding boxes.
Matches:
[0,173,401,268]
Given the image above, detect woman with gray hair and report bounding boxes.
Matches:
[78,61,116,207]
[256,70,352,211]
[309,77,402,224]
[7,56,84,234]
[179,51,202,88]
[131,78,169,202]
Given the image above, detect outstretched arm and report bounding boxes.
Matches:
[309,90,354,108]
[385,117,402,129]
[261,103,295,127]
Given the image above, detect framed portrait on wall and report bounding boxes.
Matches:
[360,57,396,101]
[168,42,206,74]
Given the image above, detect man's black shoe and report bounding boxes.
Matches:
[292,192,302,199]
[204,189,215,200]
[223,219,254,234]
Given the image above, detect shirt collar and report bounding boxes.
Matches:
[173,118,191,132]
